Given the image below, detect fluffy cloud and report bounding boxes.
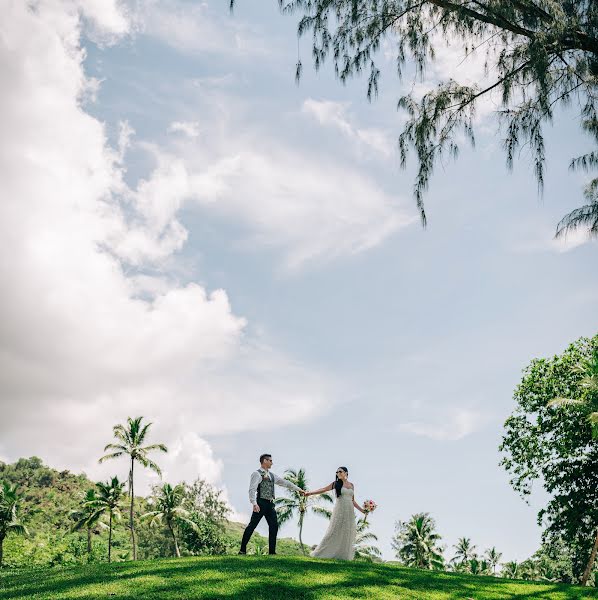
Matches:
[0,0,332,499]
[169,121,201,138]
[398,409,488,441]
[302,99,395,158]
[131,0,267,57]
[131,139,414,270]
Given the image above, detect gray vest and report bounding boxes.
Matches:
[257,470,275,501]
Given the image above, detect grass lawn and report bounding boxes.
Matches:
[0,556,596,600]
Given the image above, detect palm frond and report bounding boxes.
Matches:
[311,506,332,519]
[139,458,163,476]
[7,522,28,535]
[142,444,168,454]
[276,508,293,525]
[138,422,152,444]
[98,452,125,463]
[548,397,584,408]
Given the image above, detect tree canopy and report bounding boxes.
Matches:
[231,0,598,236]
[500,334,598,584]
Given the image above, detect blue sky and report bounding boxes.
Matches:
[1,0,596,563]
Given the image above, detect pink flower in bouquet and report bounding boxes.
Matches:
[362,499,377,522]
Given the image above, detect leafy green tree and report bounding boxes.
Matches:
[85,477,125,563]
[71,489,106,557]
[0,482,27,567]
[391,512,445,570]
[275,468,333,555]
[485,546,503,576]
[232,0,598,236]
[500,334,598,585]
[142,483,198,558]
[529,537,575,583]
[99,416,167,560]
[180,479,230,556]
[451,537,477,568]
[354,516,382,561]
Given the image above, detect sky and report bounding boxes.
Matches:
[1,0,596,562]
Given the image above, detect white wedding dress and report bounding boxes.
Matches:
[310,486,356,560]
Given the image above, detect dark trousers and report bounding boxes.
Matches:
[240,498,278,554]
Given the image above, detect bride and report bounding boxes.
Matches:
[305,466,366,560]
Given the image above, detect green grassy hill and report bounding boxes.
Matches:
[1,556,596,600]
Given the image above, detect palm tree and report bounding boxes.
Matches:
[391,513,445,570]
[85,477,125,562]
[142,483,198,558]
[99,416,167,560]
[502,560,520,579]
[0,482,28,568]
[468,557,491,575]
[451,537,477,567]
[548,347,598,436]
[485,547,503,576]
[275,468,332,555]
[71,489,106,557]
[354,517,381,561]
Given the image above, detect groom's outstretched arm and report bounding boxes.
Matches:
[272,472,304,495]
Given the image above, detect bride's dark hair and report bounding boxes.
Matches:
[333,467,348,498]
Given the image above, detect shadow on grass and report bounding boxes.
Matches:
[0,556,596,600]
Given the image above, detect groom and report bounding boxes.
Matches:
[239,453,305,555]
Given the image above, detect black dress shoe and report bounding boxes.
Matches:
[268,552,277,555]
[238,551,246,555]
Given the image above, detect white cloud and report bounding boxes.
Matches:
[398,409,488,441]
[0,0,334,503]
[508,221,594,254]
[129,141,414,270]
[303,98,395,158]
[169,120,201,138]
[132,0,267,57]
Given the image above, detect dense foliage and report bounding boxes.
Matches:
[0,457,301,568]
[500,334,598,585]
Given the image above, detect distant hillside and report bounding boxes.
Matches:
[0,457,303,568]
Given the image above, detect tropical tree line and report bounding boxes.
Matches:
[0,334,595,586]
[390,512,588,583]
[0,417,231,567]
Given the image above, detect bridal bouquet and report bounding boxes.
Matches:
[362,499,377,523]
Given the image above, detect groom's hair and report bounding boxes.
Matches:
[259,454,272,464]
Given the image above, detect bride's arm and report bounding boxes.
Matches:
[352,488,366,514]
[305,483,333,497]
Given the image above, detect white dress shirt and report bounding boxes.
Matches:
[248,469,302,505]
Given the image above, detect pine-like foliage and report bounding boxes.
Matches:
[232,0,598,235]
